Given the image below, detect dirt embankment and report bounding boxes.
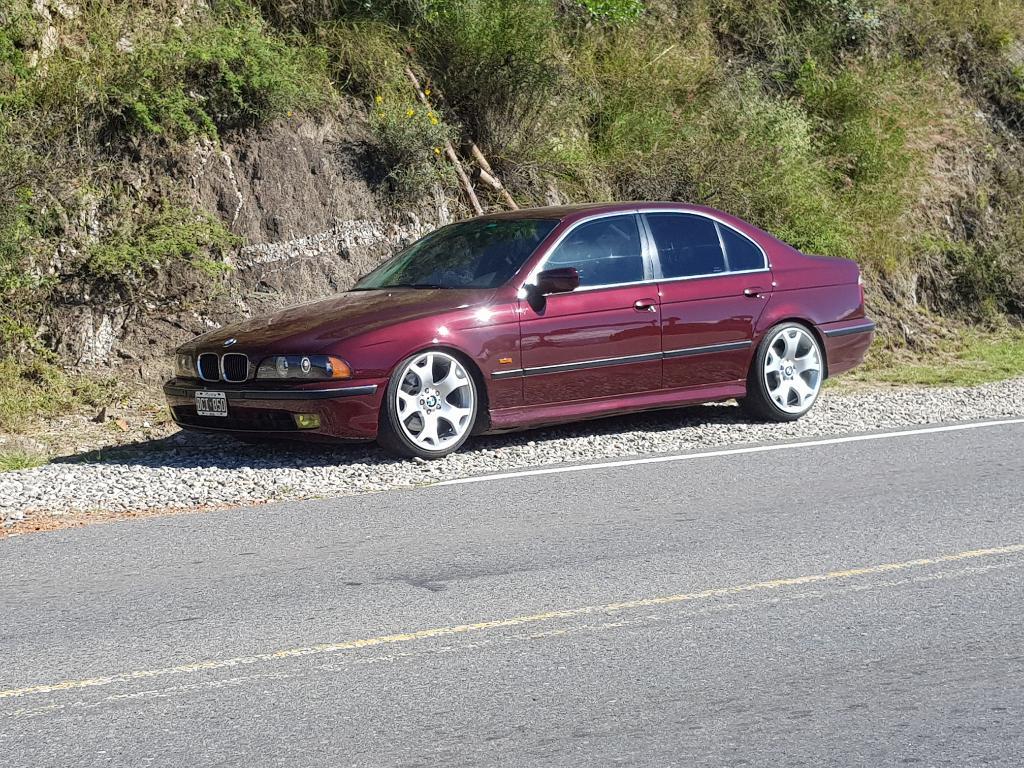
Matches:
[53,111,455,387]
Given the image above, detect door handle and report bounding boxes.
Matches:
[743,286,769,298]
[634,298,658,313]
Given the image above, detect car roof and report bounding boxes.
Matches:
[473,201,722,224]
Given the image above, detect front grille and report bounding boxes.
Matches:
[172,406,298,432]
[197,353,220,382]
[221,353,249,383]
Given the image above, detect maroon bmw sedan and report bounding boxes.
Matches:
[165,202,874,458]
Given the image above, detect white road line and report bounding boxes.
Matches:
[437,417,1024,486]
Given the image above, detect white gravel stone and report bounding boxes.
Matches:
[2,377,1023,523]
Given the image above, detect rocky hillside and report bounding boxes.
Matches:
[1,0,1024,426]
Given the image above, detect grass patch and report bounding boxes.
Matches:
[850,332,1024,387]
[0,357,120,433]
[0,448,46,472]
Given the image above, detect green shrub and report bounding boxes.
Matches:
[19,2,330,140]
[412,0,567,160]
[84,202,239,295]
[116,14,328,138]
[369,91,454,199]
[320,20,410,97]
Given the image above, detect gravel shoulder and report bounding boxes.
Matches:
[2,377,1023,534]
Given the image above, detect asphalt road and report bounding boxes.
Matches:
[2,419,1023,766]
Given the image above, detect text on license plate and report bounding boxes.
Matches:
[195,391,228,417]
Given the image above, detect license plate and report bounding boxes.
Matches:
[195,391,228,417]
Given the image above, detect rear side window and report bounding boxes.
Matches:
[646,213,725,278]
[546,215,644,287]
[720,226,765,272]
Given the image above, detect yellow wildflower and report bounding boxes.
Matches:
[424,88,431,96]
[406,108,416,118]
[375,95,383,104]
[434,147,442,155]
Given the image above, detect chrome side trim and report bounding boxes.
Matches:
[491,350,660,380]
[163,383,378,400]
[823,322,876,338]
[520,351,662,377]
[663,340,753,359]
[492,368,527,381]
[492,341,753,379]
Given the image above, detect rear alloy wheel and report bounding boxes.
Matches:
[378,350,478,459]
[741,322,823,421]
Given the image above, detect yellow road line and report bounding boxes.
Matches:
[2,543,1022,701]
[9,558,1021,720]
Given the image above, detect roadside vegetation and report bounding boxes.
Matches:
[850,332,1024,387]
[1,0,1023,434]
[0,446,47,472]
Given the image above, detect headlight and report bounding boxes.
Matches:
[174,353,197,378]
[256,355,352,381]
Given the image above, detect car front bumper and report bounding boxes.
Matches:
[163,379,386,440]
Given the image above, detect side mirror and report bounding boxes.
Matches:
[534,267,580,295]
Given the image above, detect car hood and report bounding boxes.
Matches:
[183,288,499,353]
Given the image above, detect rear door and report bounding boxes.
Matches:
[644,212,771,390]
[518,214,662,404]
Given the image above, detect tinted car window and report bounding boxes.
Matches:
[353,218,558,290]
[720,226,765,271]
[646,213,725,278]
[545,215,644,287]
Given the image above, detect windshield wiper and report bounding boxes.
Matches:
[384,282,451,290]
[349,282,451,292]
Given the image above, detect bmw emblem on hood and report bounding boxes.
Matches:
[223,338,237,347]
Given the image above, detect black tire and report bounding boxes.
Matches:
[376,350,479,459]
[740,321,824,422]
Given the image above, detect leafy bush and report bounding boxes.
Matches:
[84,202,239,295]
[23,3,331,140]
[411,0,567,159]
[369,92,454,199]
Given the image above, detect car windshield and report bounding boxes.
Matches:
[352,218,558,290]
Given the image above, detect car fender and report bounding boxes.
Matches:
[321,300,524,411]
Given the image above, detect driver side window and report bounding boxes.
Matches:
[545,215,645,288]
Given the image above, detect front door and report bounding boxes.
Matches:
[643,212,771,390]
[519,214,662,404]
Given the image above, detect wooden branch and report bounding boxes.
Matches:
[469,143,495,175]
[444,145,483,216]
[404,67,483,216]
[470,143,519,210]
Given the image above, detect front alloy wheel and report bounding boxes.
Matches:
[741,322,823,421]
[378,350,478,458]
